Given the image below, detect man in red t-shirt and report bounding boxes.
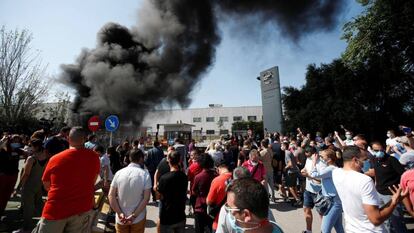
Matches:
[207,159,232,231]
[32,126,100,233]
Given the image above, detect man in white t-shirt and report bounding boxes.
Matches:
[300,146,325,233]
[332,146,407,233]
[94,146,114,192]
[109,149,152,233]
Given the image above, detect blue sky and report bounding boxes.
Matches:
[0,0,363,108]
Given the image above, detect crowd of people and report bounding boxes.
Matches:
[1,125,414,233]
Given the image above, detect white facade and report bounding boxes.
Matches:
[142,105,262,136]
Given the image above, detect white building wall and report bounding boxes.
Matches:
[142,106,262,135]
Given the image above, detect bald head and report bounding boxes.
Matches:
[69,127,87,147]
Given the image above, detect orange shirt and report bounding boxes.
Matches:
[42,148,100,220]
[207,172,232,230]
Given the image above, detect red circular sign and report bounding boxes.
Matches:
[88,115,101,132]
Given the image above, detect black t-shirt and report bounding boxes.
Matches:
[158,171,188,225]
[374,155,405,195]
[271,142,283,161]
[157,158,170,179]
[44,136,68,156]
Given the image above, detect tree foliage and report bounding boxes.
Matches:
[0,26,48,133]
[283,0,414,139]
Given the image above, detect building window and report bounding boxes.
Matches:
[219,116,228,122]
[206,130,215,135]
[206,117,215,122]
[248,116,257,121]
[233,116,242,121]
[193,117,202,123]
[220,129,229,135]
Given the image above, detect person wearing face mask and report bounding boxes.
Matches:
[385,130,403,160]
[371,142,407,233]
[332,146,407,233]
[309,149,344,233]
[300,147,324,233]
[222,178,283,233]
[242,149,266,185]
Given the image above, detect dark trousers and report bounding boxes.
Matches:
[194,212,212,233]
[0,173,18,215]
[149,171,156,201]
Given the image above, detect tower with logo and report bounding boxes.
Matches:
[259,66,283,133]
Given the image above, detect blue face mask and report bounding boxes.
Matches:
[374,151,385,159]
[228,213,260,233]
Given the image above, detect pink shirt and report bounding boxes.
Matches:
[400,169,414,206]
[242,160,266,182]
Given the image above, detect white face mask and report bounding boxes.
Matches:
[386,133,392,138]
[345,135,352,140]
[251,161,258,166]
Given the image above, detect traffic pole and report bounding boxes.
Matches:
[110,132,113,147]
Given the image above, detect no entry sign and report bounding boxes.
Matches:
[88,115,101,132]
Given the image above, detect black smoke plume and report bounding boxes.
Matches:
[61,0,346,125]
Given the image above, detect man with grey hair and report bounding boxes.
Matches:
[33,126,100,233]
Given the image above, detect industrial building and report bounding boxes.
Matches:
[141,105,262,138]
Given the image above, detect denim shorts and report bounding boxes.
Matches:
[303,190,317,208]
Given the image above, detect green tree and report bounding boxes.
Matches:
[283,0,414,139]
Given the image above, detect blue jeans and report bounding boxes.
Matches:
[378,193,408,233]
[321,196,344,233]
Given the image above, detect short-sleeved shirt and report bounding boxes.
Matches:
[242,160,266,182]
[42,148,100,220]
[304,158,323,194]
[158,171,188,225]
[373,155,404,195]
[401,169,414,208]
[400,151,414,166]
[192,169,216,213]
[111,163,152,224]
[207,172,232,230]
[259,148,273,173]
[332,168,385,232]
[188,162,202,194]
[285,150,299,174]
[100,153,113,181]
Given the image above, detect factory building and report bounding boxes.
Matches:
[141,105,262,138]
